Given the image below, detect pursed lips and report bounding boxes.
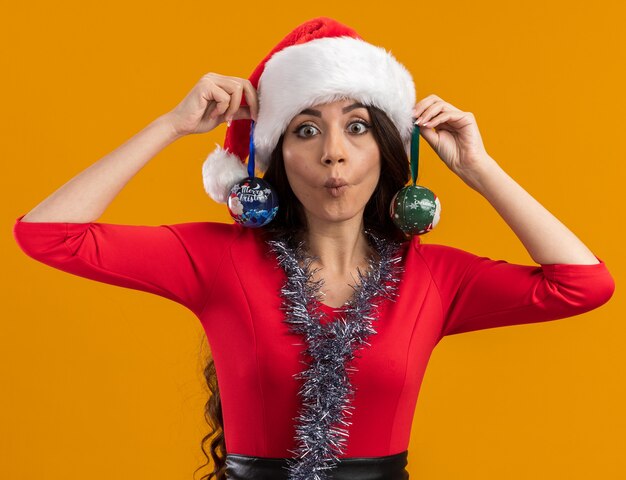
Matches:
[324,178,349,197]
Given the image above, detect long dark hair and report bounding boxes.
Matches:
[193,104,410,480]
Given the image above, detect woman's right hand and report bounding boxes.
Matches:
[164,73,259,137]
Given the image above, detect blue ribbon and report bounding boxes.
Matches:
[248,120,256,178]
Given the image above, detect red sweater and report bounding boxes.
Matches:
[13,214,615,458]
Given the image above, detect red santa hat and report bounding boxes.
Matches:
[202,17,416,203]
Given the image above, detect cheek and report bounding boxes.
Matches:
[354,148,382,188]
[283,152,316,199]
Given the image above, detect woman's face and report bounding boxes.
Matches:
[282,98,381,225]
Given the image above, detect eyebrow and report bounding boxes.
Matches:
[297,102,367,117]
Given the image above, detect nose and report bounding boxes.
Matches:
[321,124,347,166]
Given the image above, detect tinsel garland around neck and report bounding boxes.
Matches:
[266,230,405,480]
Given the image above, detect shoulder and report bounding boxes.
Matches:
[408,235,476,260]
[168,220,241,237]
[164,220,246,251]
[406,236,485,281]
[167,220,274,253]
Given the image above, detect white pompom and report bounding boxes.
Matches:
[202,144,249,204]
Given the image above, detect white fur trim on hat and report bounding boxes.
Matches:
[253,36,416,169]
[202,144,248,204]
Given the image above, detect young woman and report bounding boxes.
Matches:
[13,17,615,480]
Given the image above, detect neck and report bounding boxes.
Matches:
[301,213,371,274]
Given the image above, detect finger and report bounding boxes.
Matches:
[413,95,461,120]
[412,95,439,120]
[418,123,440,151]
[415,101,445,126]
[241,79,259,121]
[221,81,244,122]
[426,110,473,129]
[415,102,463,126]
[206,84,231,119]
[232,105,252,121]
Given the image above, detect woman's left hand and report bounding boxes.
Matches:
[413,95,494,179]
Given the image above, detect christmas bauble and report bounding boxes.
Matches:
[227,177,279,227]
[390,185,441,235]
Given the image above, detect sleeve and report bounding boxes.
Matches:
[415,243,616,339]
[13,214,240,317]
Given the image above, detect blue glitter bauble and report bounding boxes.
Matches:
[227,177,279,228]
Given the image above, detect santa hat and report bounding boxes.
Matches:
[202,17,416,203]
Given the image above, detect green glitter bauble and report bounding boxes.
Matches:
[390,185,441,235]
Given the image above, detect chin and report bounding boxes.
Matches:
[308,204,366,224]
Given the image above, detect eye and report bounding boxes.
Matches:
[293,123,320,138]
[348,120,371,135]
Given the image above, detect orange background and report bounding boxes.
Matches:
[2,1,624,479]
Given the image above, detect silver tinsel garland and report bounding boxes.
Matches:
[266,230,405,480]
